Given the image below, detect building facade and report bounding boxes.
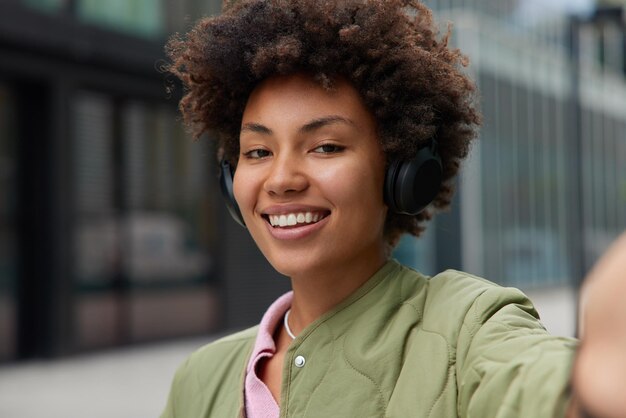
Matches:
[412,0,626,336]
[0,0,236,361]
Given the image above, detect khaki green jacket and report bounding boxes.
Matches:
[162,261,577,417]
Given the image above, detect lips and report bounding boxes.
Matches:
[266,211,329,228]
[260,206,331,239]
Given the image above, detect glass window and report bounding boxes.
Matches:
[0,83,18,361]
[71,91,120,349]
[72,92,118,289]
[76,0,165,39]
[120,103,217,342]
[581,107,626,264]
[121,102,214,287]
[478,73,570,288]
[71,92,218,350]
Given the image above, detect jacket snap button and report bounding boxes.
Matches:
[294,355,306,368]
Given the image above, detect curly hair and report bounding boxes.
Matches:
[166,0,481,245]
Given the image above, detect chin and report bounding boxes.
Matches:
[263,249,329,279]
[267,258,316,278]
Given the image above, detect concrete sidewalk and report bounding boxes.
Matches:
[0,336,218,418]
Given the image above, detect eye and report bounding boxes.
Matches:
[243,148,272,159]
[312,144,345,154]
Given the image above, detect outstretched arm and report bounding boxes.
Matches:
[571,231,626,418]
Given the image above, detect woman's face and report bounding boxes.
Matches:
[233,73,388,278]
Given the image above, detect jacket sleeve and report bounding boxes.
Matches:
[455,285,578,418]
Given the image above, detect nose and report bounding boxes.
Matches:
[263,154,309,197]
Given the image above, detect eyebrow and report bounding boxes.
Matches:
[240,115,355,135]
[240,122,272,135]
[300,115,355,133]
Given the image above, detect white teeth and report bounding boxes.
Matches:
[267,211,326,227]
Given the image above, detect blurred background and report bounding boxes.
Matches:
[0,0,625,416]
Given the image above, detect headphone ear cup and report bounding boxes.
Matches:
[384,160,402,213]
[219,160,246,228]
[384,146,443,215]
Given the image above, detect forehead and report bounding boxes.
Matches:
[241,73,376,130]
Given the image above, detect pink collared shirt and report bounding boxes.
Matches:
[244,291,293,418]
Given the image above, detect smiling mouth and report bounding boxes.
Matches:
[263,211,330,228]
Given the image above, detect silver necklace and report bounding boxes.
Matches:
[284,309,296,340]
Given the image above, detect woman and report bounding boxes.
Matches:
[162,1,626,417]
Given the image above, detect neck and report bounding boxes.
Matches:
[286,251,387,337]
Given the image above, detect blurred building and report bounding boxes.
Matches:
[1,0,625,363]
[395,0,626,336]
[0,0,289,363]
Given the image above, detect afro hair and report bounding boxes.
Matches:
[166,0,481,245]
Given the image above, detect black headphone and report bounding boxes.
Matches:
[219,142,442,227]
[220,159,246,227]
[383,141,442,215]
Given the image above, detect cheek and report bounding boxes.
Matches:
[320,161,385,212]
